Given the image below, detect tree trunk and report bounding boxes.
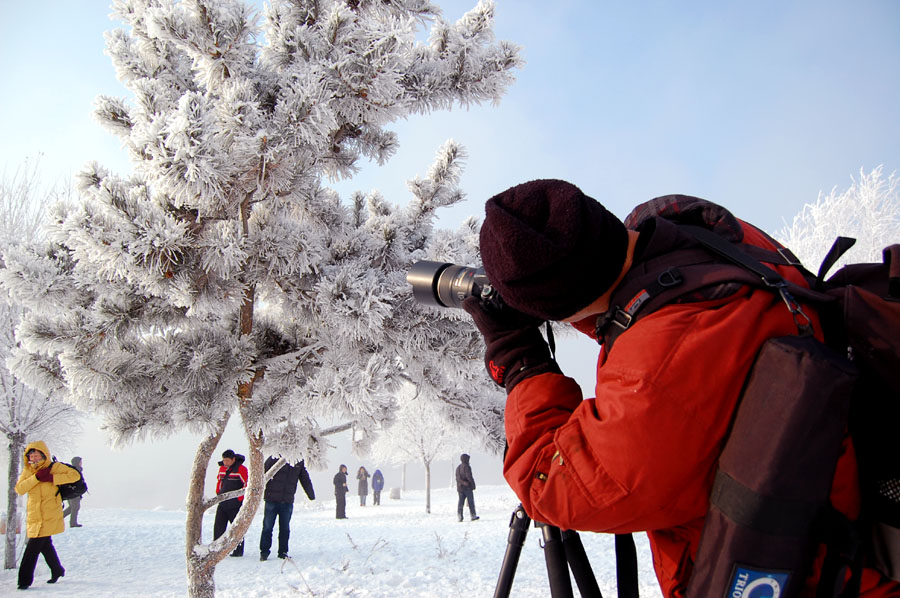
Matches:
[185,414,229,598]
[424,459,431,514]
[181,197,270,598]
[4,432,25,569]
[402,462,407,492]
[182,383,267,598]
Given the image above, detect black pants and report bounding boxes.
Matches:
[214,500,244,555]
[335,492,346,519]
[457,488,477,519]
[18,536,63,588]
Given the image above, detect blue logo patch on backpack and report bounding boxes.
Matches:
[727,565,790,598]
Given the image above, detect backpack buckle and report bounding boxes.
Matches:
[610,309,633,330]
[594,308,634,342]
[777,248,803,267]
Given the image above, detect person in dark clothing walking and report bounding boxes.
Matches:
[62,456,84,527]
[455,453,479,522]
[333,464,349,519]
[356,466,370,506]
[372,469,384,505]
[259,456,315,561]
[214,449,248,556]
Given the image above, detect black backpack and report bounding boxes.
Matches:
[52,459,88,500]
[597,217,900,597]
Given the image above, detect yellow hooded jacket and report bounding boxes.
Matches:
[14,440,81,538]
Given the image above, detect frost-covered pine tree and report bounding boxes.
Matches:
[775,166,900,271]
[0,161,82,570]
[1,1,517,596]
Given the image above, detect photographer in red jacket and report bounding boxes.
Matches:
[462,179,900,598]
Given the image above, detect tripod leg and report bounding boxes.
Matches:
[615,534,639,598]
[561,529,603,598]
[493,505,531,598]
[540,524,574,598]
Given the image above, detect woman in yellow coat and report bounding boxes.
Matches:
[14,440,80,590]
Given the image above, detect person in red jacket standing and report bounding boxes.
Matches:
[462,179,900,598]
[214,449,248,557]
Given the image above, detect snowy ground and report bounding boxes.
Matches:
[1,485,663,597]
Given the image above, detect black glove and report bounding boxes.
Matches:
[35,467,53,482]
[462,296,560,392]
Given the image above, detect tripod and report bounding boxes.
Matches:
[493,504,639,598]
[493,504,602,598]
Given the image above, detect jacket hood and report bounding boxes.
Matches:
[71,456,82,467]
[23,440,51,470]
[460,454,470,464]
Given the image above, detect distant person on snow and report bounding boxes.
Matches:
[259,456,315,561]
[214,449,248,557]
[333,464,349,519]
[455,454,479,522]
[371,469,384,506]
[15,441,81,590]
[357,466,370,506]
[62,456,84,527]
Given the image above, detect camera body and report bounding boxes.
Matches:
[407,261,499,309]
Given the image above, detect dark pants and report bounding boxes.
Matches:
[214,500,244,556]
[63,497,81,526]
[18,536,64,588]
[259,501,293,557]
[373,490,381,505]
[335,492,346,519]
[457,488,476,519]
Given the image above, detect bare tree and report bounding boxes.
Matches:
[0,159,82,569]
[370,381,475,514]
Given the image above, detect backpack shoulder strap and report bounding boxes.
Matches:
[597,224,833,351]
[596,249,764,350]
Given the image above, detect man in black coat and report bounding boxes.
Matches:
[259,457,315,561]
[333,464,349,519]
[455,453,479,522]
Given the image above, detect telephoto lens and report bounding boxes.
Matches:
[407,260,493,309]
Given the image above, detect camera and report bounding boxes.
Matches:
[407,261,498,309]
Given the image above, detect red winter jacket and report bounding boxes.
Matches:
[502,203,900,598]
[216,459,248,504]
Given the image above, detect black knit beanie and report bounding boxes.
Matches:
[479,179,628,320]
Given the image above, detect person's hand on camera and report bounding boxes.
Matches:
[35,467,53,483]
[462,296,560,392]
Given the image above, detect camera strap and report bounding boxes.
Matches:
[544,321,556,361]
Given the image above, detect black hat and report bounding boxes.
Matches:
[479,179,628,320]
[222,449,235,459]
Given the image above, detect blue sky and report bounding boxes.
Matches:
[1,0,899,507]
[2,1,899,234]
